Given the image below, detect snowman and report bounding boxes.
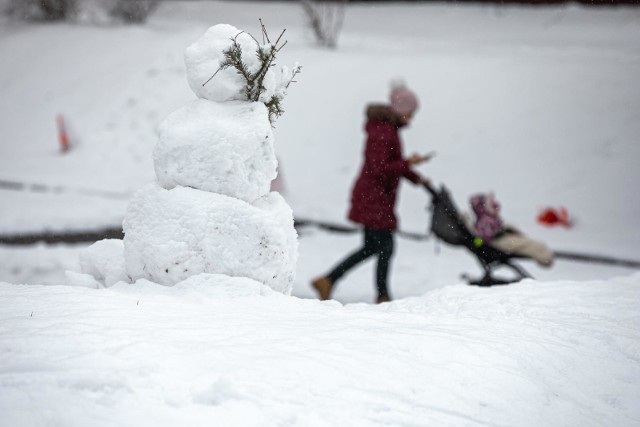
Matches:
[119,24,300,294]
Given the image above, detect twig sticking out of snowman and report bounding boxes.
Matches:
[203,20,301,124]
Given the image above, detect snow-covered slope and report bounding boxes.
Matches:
[1,275,639,426]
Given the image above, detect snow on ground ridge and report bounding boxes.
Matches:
[1,274,639,426]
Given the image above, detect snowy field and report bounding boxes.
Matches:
[1,1,640,425]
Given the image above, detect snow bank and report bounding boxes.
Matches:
[1,275,638,426]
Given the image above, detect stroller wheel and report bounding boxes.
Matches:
[462,271,515,287]
[461,273,489,286]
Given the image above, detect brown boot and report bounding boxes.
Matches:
[312,276,333,300]
[376,294,391,304]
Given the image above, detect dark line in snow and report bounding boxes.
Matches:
[0,220,638,269]
[0,179,131,200]
[0,228,124,245]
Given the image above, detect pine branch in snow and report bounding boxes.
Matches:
[267,63,302,123]
[203,21,301,125]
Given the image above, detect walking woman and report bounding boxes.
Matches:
[311,82,432,303]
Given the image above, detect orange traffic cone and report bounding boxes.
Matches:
[57,114,70,153]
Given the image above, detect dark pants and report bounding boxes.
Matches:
[326,228,395,297]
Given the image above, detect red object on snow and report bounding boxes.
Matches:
[537,207,571,227]
[57,114,70,153]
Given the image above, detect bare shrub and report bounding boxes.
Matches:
[40,0,76,20]
[109,0,160,24]
[5,0,77,21]
[300,0,347,49]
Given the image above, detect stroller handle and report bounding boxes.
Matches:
[422,181,437,197]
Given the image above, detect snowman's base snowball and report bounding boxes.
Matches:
[123,183,297,294]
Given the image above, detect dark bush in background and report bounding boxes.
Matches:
[5,0,77,21]
[3,0,161,23]
[301,0,347,49]
[109,0,160,24]
[39,0,76,19]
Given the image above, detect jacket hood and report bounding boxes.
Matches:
[366,104,400,126]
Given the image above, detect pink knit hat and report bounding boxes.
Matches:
[389,81,419,116]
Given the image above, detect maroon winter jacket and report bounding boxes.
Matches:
[348,105,421,230]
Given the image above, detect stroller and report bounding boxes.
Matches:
[423,182,531,286]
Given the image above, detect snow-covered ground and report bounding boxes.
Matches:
[2,275,639,426]
[1,1,639,425]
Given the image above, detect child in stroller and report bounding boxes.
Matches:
[425,183,554,285]
[468,192,554,268]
